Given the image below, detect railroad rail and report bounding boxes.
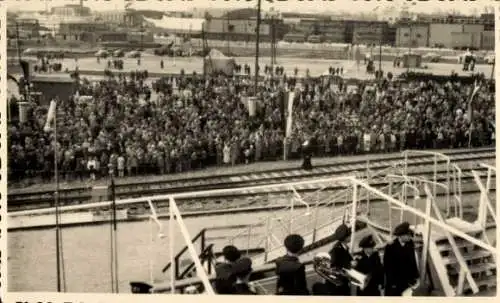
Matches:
[7,148,495,212]
[9,160,496,220]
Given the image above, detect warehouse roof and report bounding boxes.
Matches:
[143,16,204,34]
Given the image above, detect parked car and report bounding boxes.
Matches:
[485,54,495,65]
[95,49,109,58]
[126,50,141,58]
[112,49,124,58]
[422,52,441,62]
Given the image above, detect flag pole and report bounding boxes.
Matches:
[54,108,62,292]
[112,175,119,293]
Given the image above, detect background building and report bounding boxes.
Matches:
[95,10,144,27]
[396,22,429,47]
[50,4,91,17]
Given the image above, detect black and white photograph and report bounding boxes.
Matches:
[4,0,497,298]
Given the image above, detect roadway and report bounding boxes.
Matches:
[26,54,494,80]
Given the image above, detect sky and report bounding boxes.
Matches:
[7,0,496,15]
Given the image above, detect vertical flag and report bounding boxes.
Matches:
[44,100,57,132]
[467,80,481,120]
[286,92,295,138]
[248,97,257,117]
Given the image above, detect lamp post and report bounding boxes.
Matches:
[379,28,382,73]
[254,0,262,95]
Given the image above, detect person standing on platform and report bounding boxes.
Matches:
[383,222,420,296]
[214,245,241,294]
[275,234,309,295]
[230,257,257,295]
[301,139,313,170]
[354,235,384,296]
[328,224,353,296]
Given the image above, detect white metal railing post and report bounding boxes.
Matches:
[486,168,492,193]
[403,151,408,205]
[264,216,270,262]
[445,159,451,217]
[472,170,497,227]
[366,159,371,209]
[388,180,393,237]
[457,267,466,295]
[168,197,175,294]
[420,186,432,285]
[149,217,154,285]
[312,198,320,243]
[458,168,463,218]
[433,155,437,197]
[349,183,358,253]
[168,197,215,295]
[247,224,252,255]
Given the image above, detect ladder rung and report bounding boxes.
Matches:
[442,250,492,265]
[448,262,496,276]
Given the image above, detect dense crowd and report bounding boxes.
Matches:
[8,70,495,183]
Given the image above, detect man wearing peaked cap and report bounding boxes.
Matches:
[383,222,419,296]
[332,223,351,242]
[230,257,257,295]
[354,235,384,296]
[275,234,309,295]
[327,224,353,296]
[130,282,153,294]
[393,221,413,237]
[284,234,305,254]
[222,245,241,263]
[358,234,376,249]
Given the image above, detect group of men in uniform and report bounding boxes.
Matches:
[214,221,420,296]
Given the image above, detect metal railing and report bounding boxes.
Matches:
[140,176,496,294]
[225,155,409,262]
[403,150,463,218]
[472,169,497,229]
[349,180,495,296]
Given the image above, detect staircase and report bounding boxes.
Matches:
[418,217,496,296]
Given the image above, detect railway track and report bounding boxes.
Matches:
[9,152,494,213]
[8,148,495,210]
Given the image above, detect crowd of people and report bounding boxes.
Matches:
[162,221,420,296]
[8,69,495,184]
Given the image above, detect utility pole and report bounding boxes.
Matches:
[254,0,262,95]
[379,26,382,73]
[15,22,21,64]
[226,12,230,55]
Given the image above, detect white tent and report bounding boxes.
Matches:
[204,49,236,75]
[143,16,204,35]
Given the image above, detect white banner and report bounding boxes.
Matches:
[286,92,295,138]
[248,97,257,117]
[44,100,57,132]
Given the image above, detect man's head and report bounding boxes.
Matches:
[222,245,241,263]
[333,223,351,244]
[358,235,376,255]
[284,234,305,255]
[393,222,413,243]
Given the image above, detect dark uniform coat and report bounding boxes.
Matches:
[383,240,419,296]
[231,283,257,295]
[275,255,309,295]
[214,262,236,294]
[354,251,384,296]
[328,241,352,295]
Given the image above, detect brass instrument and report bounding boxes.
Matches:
[313,253,370,290]
[313,253,346,287]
